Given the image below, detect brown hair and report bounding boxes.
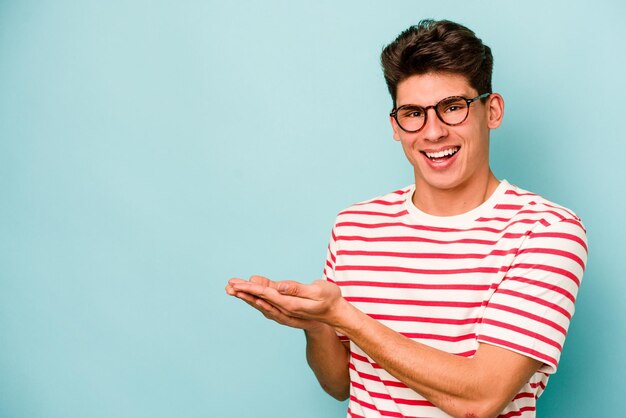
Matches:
[381,19,493,107]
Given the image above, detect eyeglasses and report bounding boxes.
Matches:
[390,93,491,133]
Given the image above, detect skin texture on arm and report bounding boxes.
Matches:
[229,278,541,418]
[304,326,351,400]
[225,276,351,400]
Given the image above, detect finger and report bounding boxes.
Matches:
[249,275,271,286]
[237,292,299,324]
[225,284,236,296]
[232,281,318,317]
[253,297,301,318]
[228,277,249,287]
[255,297,282,316]
[233,290,260,306]
[234,291,287,320]
[232,287,319,329]
[234,290,281,314]
[232,281,277,299]
[250,275,290,293]
[226,280,248,296]
[255,298,316,328]
[276,280,318,299]
[229,276,278,292]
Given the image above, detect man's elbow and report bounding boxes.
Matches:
[457,397,509,418]
[321,383,350,402]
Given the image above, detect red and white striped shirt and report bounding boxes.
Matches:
[322,180,587,418]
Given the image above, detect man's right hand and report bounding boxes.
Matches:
[226,275,351,401]
[225,275,325,332]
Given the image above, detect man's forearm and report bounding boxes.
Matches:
[304,324,350,401]
[333,300,540,418]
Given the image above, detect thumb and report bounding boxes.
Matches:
[277,280,301,296]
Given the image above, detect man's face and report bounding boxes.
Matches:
[390,72,501,195]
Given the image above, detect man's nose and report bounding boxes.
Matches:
[421,107,447,142]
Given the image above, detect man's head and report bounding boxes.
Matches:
[382,20,504,207]
[381,19,493,107]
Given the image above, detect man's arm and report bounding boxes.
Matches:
[230,278,541,418]
[335,299,540,417]
[305,326,351,400]
[226,276,350,400]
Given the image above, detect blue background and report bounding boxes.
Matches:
[1,1,624,417]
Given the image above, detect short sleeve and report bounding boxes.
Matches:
[321,225,338,284]
[476,218,588,373]
[321,224,349,342]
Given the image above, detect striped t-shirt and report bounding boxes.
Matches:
[322,180,588,418]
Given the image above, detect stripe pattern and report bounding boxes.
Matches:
[322,180,587,418]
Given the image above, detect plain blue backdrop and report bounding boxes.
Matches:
[1,1,624,417]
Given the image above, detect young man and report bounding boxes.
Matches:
[226,20,587,418]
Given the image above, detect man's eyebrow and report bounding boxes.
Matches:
[397,104,424,108]
[398,94,471,107]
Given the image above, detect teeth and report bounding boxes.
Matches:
[425,147,459,159]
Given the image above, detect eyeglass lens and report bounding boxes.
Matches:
[395,96,470,132]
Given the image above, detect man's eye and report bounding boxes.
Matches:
[441,102,465,113]
[401,109,424,118]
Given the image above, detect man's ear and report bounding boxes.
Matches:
[390,116,402,141]
[487,93,505,129]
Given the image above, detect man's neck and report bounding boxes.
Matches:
[411,172,500,217]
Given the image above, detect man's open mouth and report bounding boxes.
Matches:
[422,146,460,161]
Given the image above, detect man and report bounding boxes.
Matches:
[226,19,587,418]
